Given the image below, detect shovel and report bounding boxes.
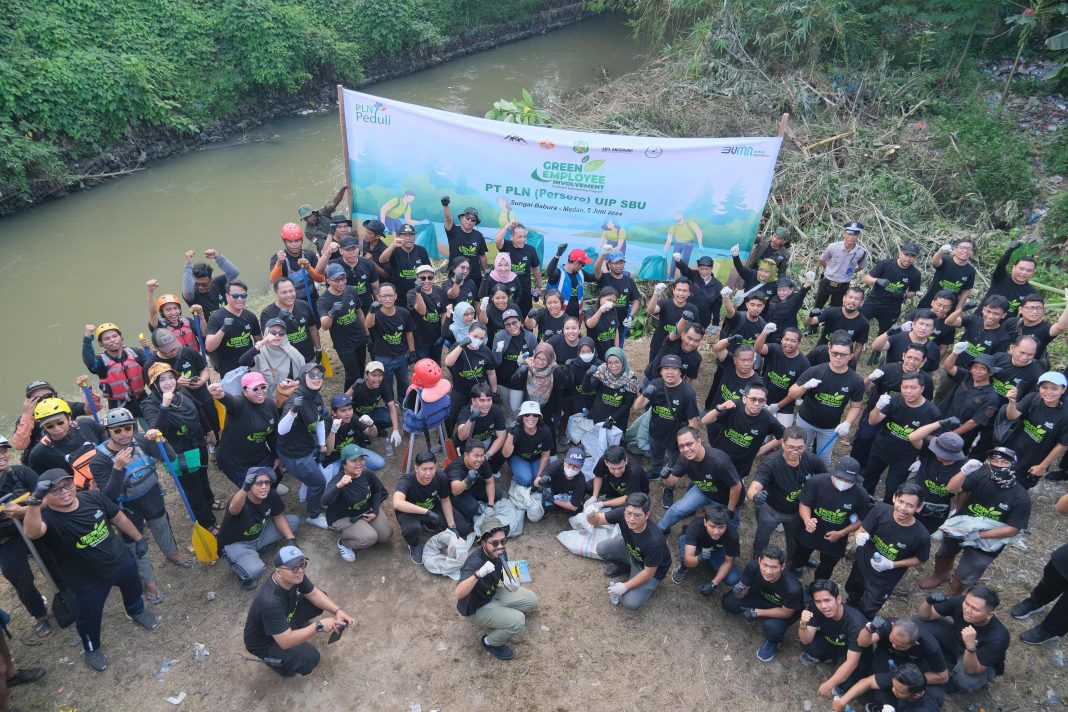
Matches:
[152,437,218,563]
[1,493,76,628]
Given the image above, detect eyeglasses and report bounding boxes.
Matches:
[282,561,308,572]
[1021,304,1044,310]
[49,481,75,494]
[268,330,287,337]
[253,479,273,487]
[461,214,476,220]
[108,424,134,433]
[829,351,851,358]
[745,396,767,403]
[486,538,507,548]
[229,293,248,300]
[418,275,434,281]
[244,385,267,392]
[307,370,325,379]
[784,442,807,452]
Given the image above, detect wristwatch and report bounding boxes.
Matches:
[315,621,324,634]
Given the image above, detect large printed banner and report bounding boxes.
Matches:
[341,88,782,277]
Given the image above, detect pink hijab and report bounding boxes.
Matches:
[490,252,517,284]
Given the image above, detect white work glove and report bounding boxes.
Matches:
[762,322,777,335]
[962,459,983,475]
[584,499,604,515]
[672,252,682,261]
[870,554,895,572]
[503,576,520,592]
[607,581,627,596]
[730,244,740,257]
[803,378,822,389]
[767,403,780,415]
[600,302,614,314]
[834,422,851,436]
[940,244,953,254]
[479,296,489,311]
[358,414,374,427]
[908,460,921,474]
[622,316,632,328]
[331,418,342,434]
[869,368,884,381]
[483,504,495,517]
[875,394,892,411]
[720,287,732,298]
[475,561,496,578]
[495,340,505,353]
[389,430,402,448]
[804,270,816,282]
[854,532,870,548]
[952,341,970,355]
[653,283,667,295]
[901,320,913,334]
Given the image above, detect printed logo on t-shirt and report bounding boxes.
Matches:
[75,518,110,549]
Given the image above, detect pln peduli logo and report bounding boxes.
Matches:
[353,100,390,126]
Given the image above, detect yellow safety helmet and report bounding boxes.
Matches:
[33,397,72,423]
[95,323,122,342]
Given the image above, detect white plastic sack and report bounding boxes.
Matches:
[935,514,1024,553]
[556,509,620,560]
[473,498,525,538]
[566,414,595,445]
[579,423,623,481]
[422,530,476,580]
[509,483,545,523]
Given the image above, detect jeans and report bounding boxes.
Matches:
[279,452,327,518]
[659,485,739,533]
[648,438,680,478]
[248,596,324,676]
[508,456,539,488]
[794,414,838,466]
[595,536,662,610]
[849,417,879,468]
[469,587,540,646]
[375,354,410,405]
[72,554,144,653]
[676,533,741,585]
[752,502,801,561]
[222,515,301,584]
[721,589,800,643]
[0,535,46,619]
[412,344,438,364]
[1028,551,1068,637]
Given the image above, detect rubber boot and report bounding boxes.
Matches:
[919,557,954,590]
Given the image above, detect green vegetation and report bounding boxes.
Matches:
[0,0,549,208]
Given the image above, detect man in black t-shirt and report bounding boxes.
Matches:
[183,249,241,316]
[495,222,543,315]
[792,456,870,580]
[858,616,949,694]
[798,579,867,699]
[205,279,262,375]
[755,326,810,426]
[392,451,469,564]
[217,467,300,590]
[871,311,941,372]
[703,382,783,478]
[918,237,977,310]
[587,492,671,611]
[590,445,649,508]
[985,241,1037,313]
[705,341,764,412]
[862,373,942,501]
[659,427,743,532]
[805,287,868,358]
[669,503,741,595]
[593,249,641,332]
[243,545,355,677]
[442,200,488,287]
[380,224,431,297]
[937,350,1002,448]
[787,337,866,465]
[365,282,417,399]
[407,264,447,361]
[318,263,368,391]
[24,472,158,672]
[721,545,803,662]
[833,663,943,712]
[316,234,379,309]
[633,355,700,492]
[862,244,923,334]
[446,440,497,523]
[944,296,1012,369]
[919,449,1031,594]
[455,516,538,661]
[919,586,1010,694]
[646,278,699,361]
[722,291,768,352]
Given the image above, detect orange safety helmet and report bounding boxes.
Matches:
[281,223,304,241]
[411,359,442,389]
[156,294,181,312]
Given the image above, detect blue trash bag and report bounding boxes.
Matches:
[415,223,443,259]
[581,247,600,280]
[638,256,667,281]
[527,229,545,266]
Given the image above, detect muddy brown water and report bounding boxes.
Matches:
[0,13,645,428]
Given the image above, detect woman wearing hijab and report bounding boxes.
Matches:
[446,300,476,347]
[479,253,521,306]
[276,363,331,529]
[511,342,567,431]
[140,362,218,530]
[239,318,306,401]
[561,336,601,417]
[207,371,280,490]
[585,347,640,426]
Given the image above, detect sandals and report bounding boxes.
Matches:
[167,554,194,569]
[33,619,52,638]
[211,499,226,511]
[144,586,165,605]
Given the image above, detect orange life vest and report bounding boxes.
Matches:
[99,347,146,402]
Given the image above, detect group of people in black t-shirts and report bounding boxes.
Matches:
[2,202,1067,711]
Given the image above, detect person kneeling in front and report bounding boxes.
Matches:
[587,492,672,611]
[721,544,803,663]
[243,546,356,677]
[218,467,301,591]
[455,516,539,661]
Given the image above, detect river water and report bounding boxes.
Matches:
[0,14,644,427]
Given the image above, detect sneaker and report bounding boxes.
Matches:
[275,483,290,496]
[1020,625,1059,646]
[798,651,822,666]
[337,539,357,563]
[670,564,688,584]
[481,635,515,661]
[305,514,330,529]
[661,488,675,508]
[756,639,779,662]
[240,577,259,591]
[602,561,629,578]
[85,648,108,672]
[409,544,424,566]
[130,609,159,631]
[865,704,885,712]
[1012,597,1047,620]
[6,666,45,687]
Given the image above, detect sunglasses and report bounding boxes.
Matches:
[229,293,248,300]
[108,424,134,433]
[829,351,851,358]
[418,275,435,281]
[268,329,287,337]
[486,538,507,548]
[244,385,267,392]
[283,561,308,572]
[253,479,273,487]
[307,371,325,379]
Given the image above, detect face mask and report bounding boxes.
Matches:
[579,352,595,363]
[563,466,581,479]
[989,466,1016,489]
[831,478,853,491]
[469,337,484,349]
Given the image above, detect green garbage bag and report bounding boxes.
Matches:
[638,256,667,281]
[527,229,545,266]
[415,223,443,259]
